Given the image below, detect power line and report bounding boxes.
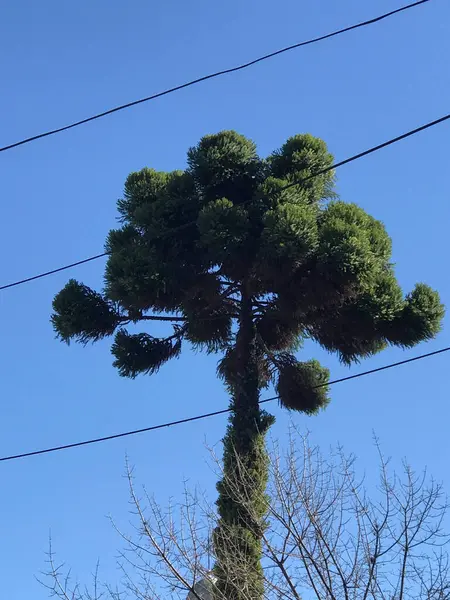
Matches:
[0,253,108,291]
[282,112,450,191]
[2,109,449,293]
[1,344,448,464]
[0,0,431,154]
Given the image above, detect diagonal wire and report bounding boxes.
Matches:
[0,253,108,291]
[282,112,450,191]
[0,0,432,154]
[1,109,449,292]
[1,345,448,463]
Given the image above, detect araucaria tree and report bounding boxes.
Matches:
[52,131,444,599]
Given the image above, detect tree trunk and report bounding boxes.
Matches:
[214,285,274,600]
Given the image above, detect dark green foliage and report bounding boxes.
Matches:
[276,356,330,414]
[260,202,319,265]
[52,131,443,369]
[218,346,271,391]
[184,309,232,353]
[52,279,120,344]
[117,168,169,224]
[118,168,200,234]
[214,296,274,599]
[197,198,250,265]
[51,130,444,600]
[214,418,270,600]
[384,284,444,347]
[187,131,262,204]
[269,133,336,202]
[314,201,392,298]
[256,309,303,352]
[183,274,234,352]
[104,226,179,312]
[111,329,182,378]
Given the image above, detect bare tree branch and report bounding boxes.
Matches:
[41,428,450,600]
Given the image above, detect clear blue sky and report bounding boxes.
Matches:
[0,0,449,597]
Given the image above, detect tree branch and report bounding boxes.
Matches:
[140,315,187,322]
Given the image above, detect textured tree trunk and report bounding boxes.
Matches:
[214,285,274,600]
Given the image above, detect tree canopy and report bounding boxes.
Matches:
[53,130,443,413]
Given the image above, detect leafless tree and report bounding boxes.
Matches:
[41,429,450,600]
